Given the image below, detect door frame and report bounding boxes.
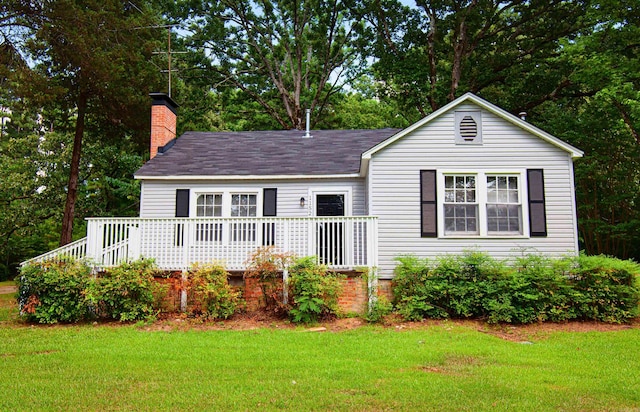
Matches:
[308,187,352,217]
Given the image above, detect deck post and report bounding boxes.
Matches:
[180,270,188,312]
[282,267,289,305]
[367,266,379,312]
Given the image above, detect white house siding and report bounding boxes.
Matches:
[139,178,367,218]
[369,103,580,278]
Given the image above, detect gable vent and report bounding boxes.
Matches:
[459,116,477,141]
[454,111,482,145]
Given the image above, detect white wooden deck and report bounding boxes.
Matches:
[23,217,378,271]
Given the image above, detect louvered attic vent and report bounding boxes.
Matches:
[459,116,477,141]
[455,111,482,144]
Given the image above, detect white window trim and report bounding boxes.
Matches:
[191,189,262,218]
[308,187,353,217]
[437,170,530,238]
[195,193,223,217]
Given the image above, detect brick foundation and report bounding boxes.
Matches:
[157,271,374,316]
[377,279,394,302]
[336,275,368,314]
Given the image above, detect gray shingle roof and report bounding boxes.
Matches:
[135,129,401,177]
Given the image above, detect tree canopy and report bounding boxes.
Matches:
[0,0,638,277]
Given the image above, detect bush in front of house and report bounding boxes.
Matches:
[288,256,344,323]
[18,258,166,324]
[18,258,93,324]
[86,259,164,322]
[392,251,640,324]
[186,263,243,320]
[570,254,640,323]
[243,246,294,313]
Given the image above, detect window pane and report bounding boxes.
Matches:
[467,176,476,188]
[467,189,476,203]
[445,175,454,188]
[445,190,455,202]
[467,216,477,232]
[487,204,522,234]
[498,176,507,189]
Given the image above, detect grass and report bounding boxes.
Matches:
[1,287,639,411]
[1,324,639,410]
[0,281,17,322]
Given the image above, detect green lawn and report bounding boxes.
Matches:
[1,285,639,411]
[0,322,638,411]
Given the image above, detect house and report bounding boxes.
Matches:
[26,92,583,282]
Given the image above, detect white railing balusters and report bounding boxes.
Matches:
[23,216,378,271]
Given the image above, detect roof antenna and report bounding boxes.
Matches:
[303,109,312,138]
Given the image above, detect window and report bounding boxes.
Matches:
[486,175,522,234]
[196,194,222,242]
[231,193,257,241]
[196,194,222,217]
[444,175,479,234]
[436,172,526,237]
[231,194,257,217]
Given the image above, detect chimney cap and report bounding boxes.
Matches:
[149,92,179,113]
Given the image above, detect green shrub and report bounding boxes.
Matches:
[187,264,242,320]
[18,258,170,324]
[288,256,343,323]
[393,256,448,319]
[569,254,640,323]
[87,259,162,322]
[365,295,393,323]
[394,251,512,321]
[18,258,93,324]
[391,251,640,324]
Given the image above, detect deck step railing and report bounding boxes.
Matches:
[21,237,88,267]
[81,216,377,271]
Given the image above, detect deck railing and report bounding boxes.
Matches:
[21,237,88,267]
[83,216,378,271]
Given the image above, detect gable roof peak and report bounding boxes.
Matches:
[362,92,583,160]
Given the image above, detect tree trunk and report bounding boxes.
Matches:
[59,92,87,246]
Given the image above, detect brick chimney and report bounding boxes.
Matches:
[149,92,178,159]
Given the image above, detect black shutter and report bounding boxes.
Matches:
[420,170,437,237]
[527,169,547,237]
[175,189,190,217]
[262,188,277,246]
[263,188,277,217]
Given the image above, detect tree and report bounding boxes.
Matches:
[175,0,367,129]
[359,0,592,118]
[531,0,640,260]
[8,0,164,245]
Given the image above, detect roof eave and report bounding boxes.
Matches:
[134,173,362,181]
